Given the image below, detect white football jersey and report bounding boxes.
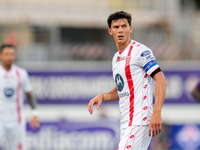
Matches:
[0,65,32,123]
[112,40,160,129]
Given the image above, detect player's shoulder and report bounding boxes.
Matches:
[132,41,151,52]
[13,65,28,75]
[132,41,153,58]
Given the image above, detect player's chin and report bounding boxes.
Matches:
[6,61,13,65]
[117,40,124,45]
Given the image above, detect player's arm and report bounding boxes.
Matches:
[26,92,39,129]
[88,85,119,115]
[149,71,167,137]
[26,92,37,110]
[191,84,200,103]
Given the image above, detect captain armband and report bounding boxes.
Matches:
[150,67,161,78]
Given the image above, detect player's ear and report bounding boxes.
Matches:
[0,52,2,59]
[108,28,113,35]
[129,25,133,34]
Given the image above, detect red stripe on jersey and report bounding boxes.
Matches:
[16,70,21,124]
[125,45,134,126]
[119,49,125,55]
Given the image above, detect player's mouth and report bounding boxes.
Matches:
[118,35,124,40]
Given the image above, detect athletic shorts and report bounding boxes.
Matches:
[117,125,151,150]
[0,116,26,150]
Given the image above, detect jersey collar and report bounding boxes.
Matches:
[0,64,15,73]
[118,40,135,55]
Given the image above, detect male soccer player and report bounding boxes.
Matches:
[192,81,200,103]
[88,11,167,150]
[0,44,39,150]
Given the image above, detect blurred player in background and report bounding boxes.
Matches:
[0,44,39,150]
[191,81,200,102]
[88,11,167,150]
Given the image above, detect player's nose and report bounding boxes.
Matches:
[118,27,123,32]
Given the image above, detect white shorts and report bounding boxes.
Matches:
[0,117,26,150]
[118,125,151,150]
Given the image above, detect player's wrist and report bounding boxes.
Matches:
[32,109,38,117]
[102,93,106,101]
[153,108,162,114]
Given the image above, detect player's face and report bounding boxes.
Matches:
[108,18,132,46]
[0,47,16,66]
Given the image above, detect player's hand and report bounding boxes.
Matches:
[88,94,104,115]
[30,116,40,130]
[148,110,162,137]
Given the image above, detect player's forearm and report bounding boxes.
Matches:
[103,86,119,101]
[26,93,37,109]
[153,72,167,112]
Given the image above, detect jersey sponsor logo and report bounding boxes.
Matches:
[143,60,158,72]
[115,74,124,92]
[141,50,151,57]
[145,55,154,61]
[118,92,129,98]
[4,88,15,98]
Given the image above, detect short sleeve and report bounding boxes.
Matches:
[137,47,159,76]
[22,70,32,92]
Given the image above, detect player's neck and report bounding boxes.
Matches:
[116,39,131,52]
[2,63,12,71]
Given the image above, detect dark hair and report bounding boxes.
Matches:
[0,44,16,53]
[107,11,132,28]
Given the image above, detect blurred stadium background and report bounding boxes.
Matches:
[1,0,200,149]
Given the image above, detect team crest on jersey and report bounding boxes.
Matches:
[115,74,124,91]
[117,56,125,62]
[4,88,15,98]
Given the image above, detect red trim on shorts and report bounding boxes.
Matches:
[130,126,140,149]
[125,45,134,127]
[123,126,140,150]
[18,143,23,150]
[16,70,21,124]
